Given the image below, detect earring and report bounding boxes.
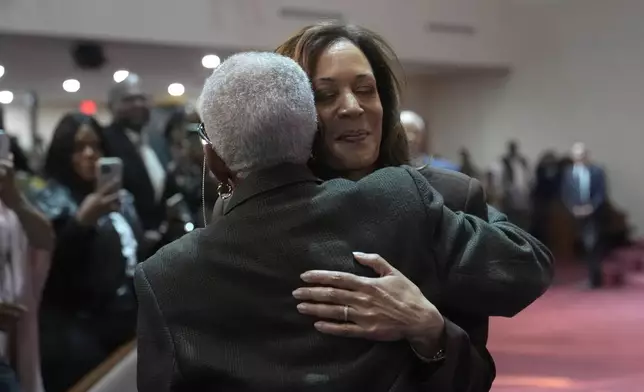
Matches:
[217,182,233,200]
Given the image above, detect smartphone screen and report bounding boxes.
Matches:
[96,157,123,190]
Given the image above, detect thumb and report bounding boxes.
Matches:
[352,252,398,277]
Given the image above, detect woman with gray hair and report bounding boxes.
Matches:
[196,52,318,183]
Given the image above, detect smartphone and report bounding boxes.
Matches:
[96,157,123,190]
[0,130,11,161]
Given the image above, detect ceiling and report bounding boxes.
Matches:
[0,33,504,106]
[0,34,237,105]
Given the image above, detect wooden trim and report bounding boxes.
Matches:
[67,340,136,392]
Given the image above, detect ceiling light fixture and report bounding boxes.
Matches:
[63,79,81,93]
[202,54,221,69]
[168,83,185,97]
[113,70,130,83]
[0,90,14,104]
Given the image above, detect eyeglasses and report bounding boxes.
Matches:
[197,122,212,146]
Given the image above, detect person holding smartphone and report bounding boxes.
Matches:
[0,129,54,392]
[24,113,143,392]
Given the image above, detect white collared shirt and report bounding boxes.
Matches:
[573,163,591,203]
[124,129,166,202]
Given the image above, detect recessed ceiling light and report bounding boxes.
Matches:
[0,90,14,104]
[63,79,81,93]
[113,70,130,83]
[168,83,185,97]
[0,65,4,79]
[202,54,221,69]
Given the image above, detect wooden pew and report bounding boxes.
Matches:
[68,340,136,392]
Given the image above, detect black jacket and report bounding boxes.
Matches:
[136,164,553,392]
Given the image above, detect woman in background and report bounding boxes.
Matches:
[28,113,143,392]
[0,150,53,392]
[165,110,218,227]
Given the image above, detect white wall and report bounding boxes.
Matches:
[2,103,111,150]
[414,0,644,235]
[0,0,512,67]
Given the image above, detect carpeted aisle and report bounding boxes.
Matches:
[488,270,644,392]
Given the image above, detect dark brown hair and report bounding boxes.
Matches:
[275,22,409,170]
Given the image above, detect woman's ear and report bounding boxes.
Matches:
[204,145,234,186]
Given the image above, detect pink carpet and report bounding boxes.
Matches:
[489,268,644,392]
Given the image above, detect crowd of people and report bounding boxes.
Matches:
[0,71,218,391]
[0,21,558,392]
[401,108,621,290]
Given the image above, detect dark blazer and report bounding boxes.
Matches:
[102,123,176,231]
[136,164,552,392]
[561,163,606,213]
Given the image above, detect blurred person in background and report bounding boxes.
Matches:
[0,151,53,392]
[531,151,562,245]
[164,110,218,226]
[400,110,460,171]
[561,142,607,289]
[139,51,551,392]
[489,140,532,230]
[103,74,177,236]
[458,147,480,179]
[26,113,143,392]
[164,109,188,165]
[274,22,553,391]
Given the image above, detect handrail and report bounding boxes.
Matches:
[67,340,136,392]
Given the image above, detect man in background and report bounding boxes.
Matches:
[561,142,607,288]
[491,140,532,230]
[103,75,173,232]
[400,110,460,171]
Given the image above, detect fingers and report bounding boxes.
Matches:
[352,252,397,277]
[300,270,371,291]
[313,321,370,338]
[102,192,121,204]
[293,287,366,306]
[101,192,121,211]
[96,179,121,195]
[296,303,350,322]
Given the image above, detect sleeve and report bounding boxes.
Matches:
[405,167,554,318]
[416,318,494,392]
[461,178,554,316]
[591,167,607,210]
[134,264,177,392]
[50,216,97,284]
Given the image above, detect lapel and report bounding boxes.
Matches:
[105,124,154,189]
[223,164,322,215]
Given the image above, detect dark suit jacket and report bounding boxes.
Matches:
[137,164,553,392]
[414,166,552,390]
[103,123,176,230]
[561,163,606,213]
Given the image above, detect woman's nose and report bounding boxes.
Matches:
[338,92,364,118]
[82,146,97,158]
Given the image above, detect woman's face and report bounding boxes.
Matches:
[72,124,103,182]
[312,40,383,177]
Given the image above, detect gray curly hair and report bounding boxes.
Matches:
[197,52,317,175]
